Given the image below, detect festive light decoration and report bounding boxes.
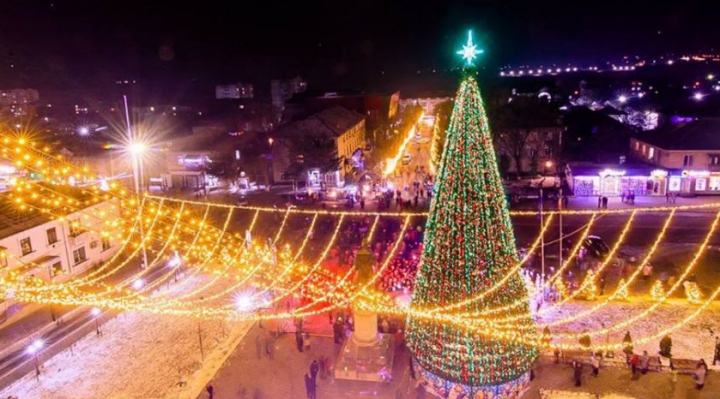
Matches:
[579,270,598,300]
[684,281,702,305]
[405,67,537,389]
[554,279,567,301]
[456,30,483,66]
[650,280,665,301]
[616,278,629,301]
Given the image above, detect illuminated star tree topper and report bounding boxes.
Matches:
[456,30,484,66]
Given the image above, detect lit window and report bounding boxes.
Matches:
[648,147,655,159]
[102,237,111,251]
[683,155,694,167]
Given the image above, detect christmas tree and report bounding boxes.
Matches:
[405,31,538,394]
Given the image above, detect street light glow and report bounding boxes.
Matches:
[91,307,101,317]
[618,95,628,104]
[693,92,704,101]
[27,339,44,354]
[128,142,147,156]
[234,292,255,312]
[132,278,145,290]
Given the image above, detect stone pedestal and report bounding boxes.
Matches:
[334,332,395,382]
[351,308,378,345]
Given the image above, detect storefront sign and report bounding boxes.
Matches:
[598,168,626,177]
[651,169,668,177]
[682,170,710,177]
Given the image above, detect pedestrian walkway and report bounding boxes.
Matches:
[563,195,720,211]
[202,325,719,399]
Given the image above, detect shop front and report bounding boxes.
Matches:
[670,170,720,195]
[571,166,668,197]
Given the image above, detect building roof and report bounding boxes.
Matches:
[278,106,364,138]
[634,118,720,151]
[309,106,364,136]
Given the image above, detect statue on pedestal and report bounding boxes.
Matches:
[352,239,378,346]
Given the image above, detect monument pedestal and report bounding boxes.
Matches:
[334,308,396,382]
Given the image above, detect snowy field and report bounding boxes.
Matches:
[539,299,720,361]
[1,292,718,398]
[0,273,253,399]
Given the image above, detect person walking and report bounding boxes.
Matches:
[296,330,304,353]
[573,361,583,386]
[310,360,319,382]
[304,373,314,399]
[409,355,416,380]
[254,333,263,359]
[591,354,600,377]
[602,196,609,209]
[206,384,214,399]
[598,196,602,209]
[640,350,650,374]
[630,353,639,378]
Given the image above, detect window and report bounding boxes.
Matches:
[46,227,58,245]
[73,247,87,265]
[683,155,694,167]
[90,240,98,249]
[544,146,554,157]
[102,236,112,251]
[0,249,7,267]
[642,144,647,155]
[696,178,708,191]
[20,237,33,256]
[710,155,720,165]
[634,141,640,151]
[51,261,63,277]
[648,147,655,160]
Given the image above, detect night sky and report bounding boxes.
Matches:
[1,0,719,96]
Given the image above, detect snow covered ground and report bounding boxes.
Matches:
[539,299,720,362]
[0,273,253,399]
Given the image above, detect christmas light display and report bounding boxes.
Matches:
[405,34,537,396]
[650,280,665,301]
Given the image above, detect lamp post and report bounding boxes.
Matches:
[266,137,274,192]
[91,307,102,335]
[123,95,149,270]
[27,339,44,379]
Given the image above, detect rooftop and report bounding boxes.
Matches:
[634,118,720,151]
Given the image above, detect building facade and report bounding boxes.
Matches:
[630,118,720,195]
[271,77,308,110]
[0,200,122,317]
[215,83,254,99]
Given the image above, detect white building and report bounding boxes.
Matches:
[215,83,254,99]
[0,199,122,316]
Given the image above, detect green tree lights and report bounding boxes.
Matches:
[405,53,538,388]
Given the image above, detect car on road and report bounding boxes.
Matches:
[557,235,611,260]
[417,138,430,144]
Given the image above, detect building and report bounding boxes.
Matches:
[272,106,366,188]
[294,91,399,128]
[0,89,39,106]
[0,198,121,317]
[569,164,668,197]
[215,83,254,99]
[399,96,452,115]
[496,127,564,175]
[271,77,307,110]
[630,118,720,195]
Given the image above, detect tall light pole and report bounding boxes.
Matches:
[27,339,44,379]
[266,137,273,192]
[124,95,150,270]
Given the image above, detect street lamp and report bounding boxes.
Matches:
[617,95,628,104]
[27,339,44,378]
[544,160,553,175]
[266,137,274,191]
[693,92,704,101]
[91,307,102,335]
